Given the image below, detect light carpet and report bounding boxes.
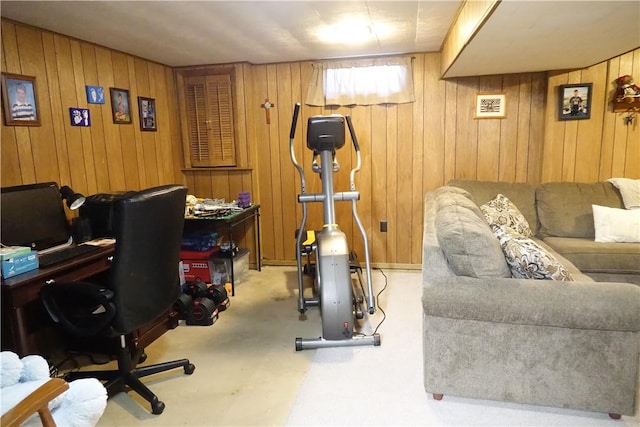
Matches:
[286,270,640,427]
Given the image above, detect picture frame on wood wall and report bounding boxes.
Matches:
[474,92,506,119]
[138,97,157,131]
[558,83,592,121]
[1,73,41,126]
[110,87,132,124]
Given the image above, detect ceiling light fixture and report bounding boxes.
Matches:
[316,19,374,45]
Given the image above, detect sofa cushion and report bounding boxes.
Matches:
[492,225,574,281]
[607,177,640,209]
[592,204,640,242]
[448,180,538,234]
[542,236,640,275]
[536,182,625,239]
[434,192,511,279]
[480,194,533,237]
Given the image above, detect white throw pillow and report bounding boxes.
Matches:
[481,194,533,237]
[607,178,640,209]
[592,204,640,242]
[491,225,574,281]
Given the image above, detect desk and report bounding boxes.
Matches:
[185,204,261,296]
[2,245,115,356]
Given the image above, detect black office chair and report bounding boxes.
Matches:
[40,185,195,415]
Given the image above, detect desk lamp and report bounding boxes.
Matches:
[60,185,86,210]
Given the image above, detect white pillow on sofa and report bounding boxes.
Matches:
[592,204,640,242]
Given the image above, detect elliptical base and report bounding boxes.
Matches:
[295,333,381,351]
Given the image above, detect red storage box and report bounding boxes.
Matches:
[180,247,220,284]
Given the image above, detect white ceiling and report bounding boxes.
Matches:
[1,1,639,77]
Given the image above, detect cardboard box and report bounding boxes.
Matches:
[0,246,31,261]
[1,251,38,278]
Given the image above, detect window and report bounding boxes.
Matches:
[183,74,236,167]
[306,56,414,106]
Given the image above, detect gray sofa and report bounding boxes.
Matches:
[422,180,640,417]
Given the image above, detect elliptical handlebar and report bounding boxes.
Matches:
[290,103,301,139]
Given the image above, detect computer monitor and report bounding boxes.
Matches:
[1,182,72,251]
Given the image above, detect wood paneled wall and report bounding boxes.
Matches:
[247,54,547,266]
[2,20,636,268]
[1,20,184,194]
[542,48,640,182]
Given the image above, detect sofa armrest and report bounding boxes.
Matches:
[423,276,640,331]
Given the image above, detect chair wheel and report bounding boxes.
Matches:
[184,363,195,375]
[151,399,165,414]
[139,352,148,363]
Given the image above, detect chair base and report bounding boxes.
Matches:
[66,343,195,414]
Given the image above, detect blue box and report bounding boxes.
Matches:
[1,251,39,278]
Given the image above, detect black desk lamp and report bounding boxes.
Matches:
[60,185,86,210]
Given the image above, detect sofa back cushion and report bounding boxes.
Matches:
[448,180,538,235]
[536,182,625,238]
[434,190,511,278]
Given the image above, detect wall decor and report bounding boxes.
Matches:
[109,87,132,124]
[474,92,506,119]
[1,73,41,126]
[86,86,105,104]
[70,108,90,126]
[138,97,157,131]
[558,83,592,121]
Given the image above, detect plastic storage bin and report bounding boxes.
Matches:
[212,248,250,285]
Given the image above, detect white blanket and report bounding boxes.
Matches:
[607,177,640,209]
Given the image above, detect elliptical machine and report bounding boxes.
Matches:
[289,103,381,351]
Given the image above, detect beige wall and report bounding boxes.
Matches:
[2,20,637,267]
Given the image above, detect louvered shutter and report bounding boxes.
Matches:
[185,74,236,167]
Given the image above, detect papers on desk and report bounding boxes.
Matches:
[82,238,116,247]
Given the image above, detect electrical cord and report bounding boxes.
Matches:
[371,267,387,336]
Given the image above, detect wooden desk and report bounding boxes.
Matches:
[1,245,114,356]
[185,204,261,295]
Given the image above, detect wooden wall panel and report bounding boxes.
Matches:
[542,47,640,183]
[248,53,549,266]
[1,20,185,201]
[3,19,635,268]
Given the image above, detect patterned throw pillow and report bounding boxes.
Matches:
[491,224,574,281]
[481,194,533,237]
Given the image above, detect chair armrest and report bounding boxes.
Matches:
[1,378,69,427]
[40,282,116,337]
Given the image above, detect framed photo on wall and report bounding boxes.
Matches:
[109,87,132,124]
[138,96,157,131]
[474,92,506,119]
[1,73,41,126]
[558,83,592,121]
[86,85,105,104]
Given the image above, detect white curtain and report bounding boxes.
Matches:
[305,56,415,106]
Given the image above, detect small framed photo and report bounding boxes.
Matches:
[474,92,506,119]
[109,87,131,124]
[1,73,41,126]
[558,83,592,121]
[69,108,91,127]
[86,86,105,104]
[138,96,157,131]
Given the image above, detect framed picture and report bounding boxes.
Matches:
[69,108,91,127]
[138,97,157,131]
[558,83,592,120]
[86,86,105,104]
[109,87,131,124]
[474,92,506,119]
[1,73,41,126]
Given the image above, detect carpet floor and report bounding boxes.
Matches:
[88,266,639,426]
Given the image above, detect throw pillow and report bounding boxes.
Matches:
[481,193,533,237]
[491,224,574,281]
[607,178,640,209]
[592,204,640,242]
